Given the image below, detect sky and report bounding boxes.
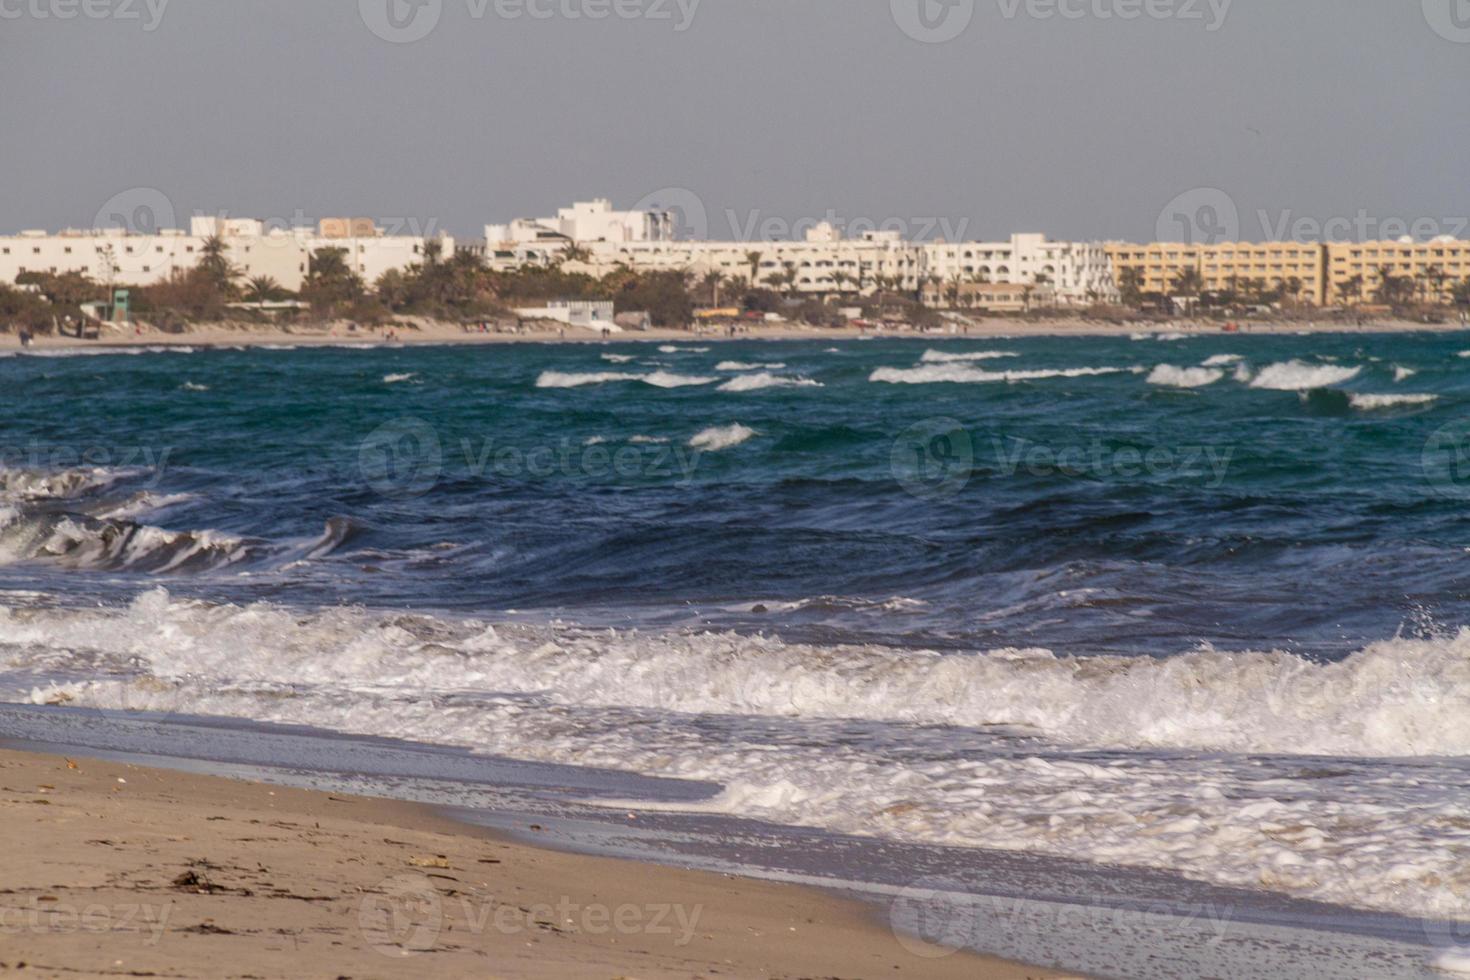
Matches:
[1,0,1466,243]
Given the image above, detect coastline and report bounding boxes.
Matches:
[2,315,1466,353]
[0,746,1062,978]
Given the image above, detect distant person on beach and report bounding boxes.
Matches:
[17,329,31,348]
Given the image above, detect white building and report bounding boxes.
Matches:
[484,198,674,258]
[0,217,454,294]
[920,234,1117,306]
[514,299,618,330]
[576,232,925,294]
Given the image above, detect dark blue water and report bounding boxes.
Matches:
[3,334,1470,930]
[3,334,1469,659]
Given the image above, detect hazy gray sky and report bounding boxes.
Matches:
[2,0,1465,242]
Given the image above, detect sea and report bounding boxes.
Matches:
[1,332,1467,977]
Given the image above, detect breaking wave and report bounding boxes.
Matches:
[536,371,716,389]
[1147,365,1224,389]
[717,373,823,393]
[870,365,1124,385]
[1249,361,1362,391]
[1349,393,1439,411]
[919,350,1018,363]
[689,424,758,451]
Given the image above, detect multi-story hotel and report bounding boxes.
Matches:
[4,197,1466,313]
[0,217,454,293]
[1106,238,1470,308]
[1105,241,1328,306]
[1324,239,1470,306]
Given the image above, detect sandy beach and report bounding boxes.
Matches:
[0,747,1065,979]
[1,315,1464,353]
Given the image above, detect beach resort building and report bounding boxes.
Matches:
[919,234,1117,306]
[0,218,454,293]
[1324,238,1470,306]
[1106,241,1328,306]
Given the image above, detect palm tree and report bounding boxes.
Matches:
[1119,267,1146,308]
[1426,264,1449,306]
[1284,276,1305,305]
[198,235,239,295]
[1170,268,1204,313]
[244,276,283,303]
[698,270,723,306]
[745,251,763,287]
[1453,277,1470,309]
[1337,275,1364,308]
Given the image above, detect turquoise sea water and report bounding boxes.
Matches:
[1,332,1468,929]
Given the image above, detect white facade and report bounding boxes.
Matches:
[577,237,925,293]
[920,234,1117,305]
[486,198,674,252]
[514,299,618,330]
[0,219,454,294]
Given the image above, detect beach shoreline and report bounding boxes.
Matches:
[0,745,1062,978]
[2,315,1466,353]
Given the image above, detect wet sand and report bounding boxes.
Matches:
[0,747,1068,978]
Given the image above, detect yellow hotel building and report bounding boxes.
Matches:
[1324,240,1470,306]
[1108,239,1470,308]
[1106,242,1327,305]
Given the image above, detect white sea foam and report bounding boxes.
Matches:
[1248,361,1362,390]
[717,373,823,393]
[1348,393,1439,411]
[0,466,129,501]
[870,365,1123,385]
[628,435,670,445]
[383,373,417,384]
[11,591,1470,920]
[689,424,757,451]
[0,513,250,572]
[535,371,716,389]
[601,354,635,364]
[93,493,197,521]
[1202,354,1243,367]
[919,350,1018,363]
[1436,950,1470,974]
[583,436,609,446]
[181,382,210,392]
[1393,365,1418,382]
[716,361,787,371]
[659,345,711,354]
[1147,365,1224,389]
